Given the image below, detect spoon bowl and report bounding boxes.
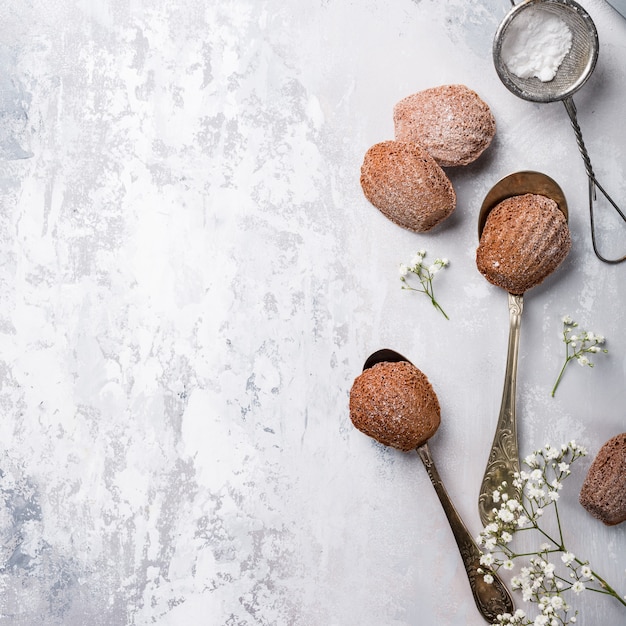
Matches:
[356,349,514,623]
[478,170,568,238]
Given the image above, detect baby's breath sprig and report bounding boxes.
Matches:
[477,442,626,626]
[551,316,608,397]
[399,250,449,320]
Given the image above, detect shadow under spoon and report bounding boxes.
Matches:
[363,349,514,623]
[476,172,569,526]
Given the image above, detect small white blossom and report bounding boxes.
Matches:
[525,453,538,467]
[561,552,575,566]
[551,596,564,610]
[400,250,449,319]
[530,469,543,482]
[572,581,585,594]
[484,573,494,584]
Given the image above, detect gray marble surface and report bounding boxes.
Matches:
[1,0,625,624]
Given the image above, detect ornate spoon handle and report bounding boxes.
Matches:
[478,292,523,526]
[417,443,515,623]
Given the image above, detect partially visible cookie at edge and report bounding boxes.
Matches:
[360,140,456,233]
[579,433,626,526]
[393,84,496,167]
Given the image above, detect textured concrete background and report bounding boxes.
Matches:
[1,1,625,624]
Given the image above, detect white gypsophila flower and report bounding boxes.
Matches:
[493,489,501,503]
[548,490,560,502]
[399,264,409,277]
[498,508,515,523]
[535,508,544,517]
[517,515,530,528]
[528,486,545,499]
[480,553,495,566]
[551,596,564,610]
[577,355,590,366]
[561,552,575,565]
[441,257,449,266]
[501,531,513,543]
[540,543,551,551]
[580,566,592,579]
[525,453,538,467]
[543,562,555,578]
[558,462,570,472]
[530,469,543,482]
[428,264,438,274]
[572,581,585,594]
[503,560,515,571]
[545,446,559,460]
[484,573,494,584]
[562,315,573,324]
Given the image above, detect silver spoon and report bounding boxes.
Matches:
[494,0,626,263]
[362,349,515,623]
[476,171,569,526]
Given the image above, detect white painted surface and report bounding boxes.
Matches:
[1,1,625,624]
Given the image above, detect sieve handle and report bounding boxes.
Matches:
[563,97,626,264]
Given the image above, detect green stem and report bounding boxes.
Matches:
[551,356,573,397]
[430,297,449,320]
[575,558,626,607]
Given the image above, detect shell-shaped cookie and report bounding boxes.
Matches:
[360,140,456,233]
[580,433,626,526]
[476,193,571,295]
[349,361,441,452]
[393,84,496,167]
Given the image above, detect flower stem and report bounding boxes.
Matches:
[551,356,572,397]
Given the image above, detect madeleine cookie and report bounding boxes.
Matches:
[476,193,571,295]
[349,361,440,452]
[360,140,456,232]
[580,433,626,526]
[394,84,496,167]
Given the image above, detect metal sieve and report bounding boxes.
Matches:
[493,0,626,263]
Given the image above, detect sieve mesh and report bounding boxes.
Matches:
[493,0,598,103]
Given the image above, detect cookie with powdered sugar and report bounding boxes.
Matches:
[393,84,496,167]
[360,140,456,233]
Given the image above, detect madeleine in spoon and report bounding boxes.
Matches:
[476,193,571,295]
[349,361,440,451]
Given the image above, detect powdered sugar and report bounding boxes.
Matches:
[501,7,573,82]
